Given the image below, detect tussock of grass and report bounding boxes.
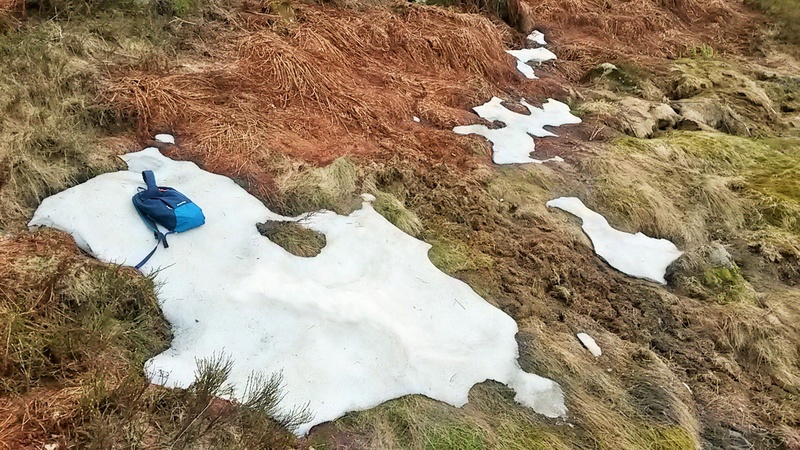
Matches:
[332,384,571,450]
[581,133,800,249]
[372,191,423,237]
[487,165,568,223]
[257,220,326,257]
[0,230,303,447]
[744,226,800,263]
[717,298,800,391]
[277,157,361,216]
[360,169,425,236]
[517,317,702,450]
[427,236,492,273]
[0,4,182,231]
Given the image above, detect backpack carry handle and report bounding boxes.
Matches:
[142,170,158,191]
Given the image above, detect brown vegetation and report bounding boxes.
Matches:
[102,2,573,204]
[2,0,799,447]
[0,231,303,449]
[510,0,760,79]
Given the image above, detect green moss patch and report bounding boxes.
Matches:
[647,426,697,450]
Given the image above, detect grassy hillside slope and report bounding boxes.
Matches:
[1,0,799,448]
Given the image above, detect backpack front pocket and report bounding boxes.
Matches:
[173,202,205,232]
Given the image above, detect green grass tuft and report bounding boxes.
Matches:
[333,385,572,450]
[278,158,361,216]
[372,191,423,236]
[748,0,800,45]
[427,237,492,274]
[257,220,327,257]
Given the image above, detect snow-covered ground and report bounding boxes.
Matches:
[454,97,581,164]
[546,197,682,284]
[29,147,566,435]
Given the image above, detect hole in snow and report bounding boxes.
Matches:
[257,220,326,257]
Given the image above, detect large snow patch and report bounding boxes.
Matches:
[546,197,682,284]
[29,147,566,434]
[454,96,581,164]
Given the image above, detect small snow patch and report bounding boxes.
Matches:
[546,197,682,284]
[155,134,175,144]
[453,97,580,164]
[506,48,556,79]
[30,148,566,435]
[513,59,537,79]
[576,333,602,357]
[526,30,547,47]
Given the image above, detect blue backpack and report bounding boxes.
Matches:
[132,170,205,269]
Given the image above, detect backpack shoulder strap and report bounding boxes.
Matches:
[133,198,162,237]
[132,197,173,269]
[134,231,174,270]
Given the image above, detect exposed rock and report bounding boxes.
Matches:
[617,97,680,138]
[725,429,754,450]
[585,63,664,101]
[673,98,751,136]
[651,103,681,129]
[666,243,755,304]
[618,97,657,138]
[596,63,618,76]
